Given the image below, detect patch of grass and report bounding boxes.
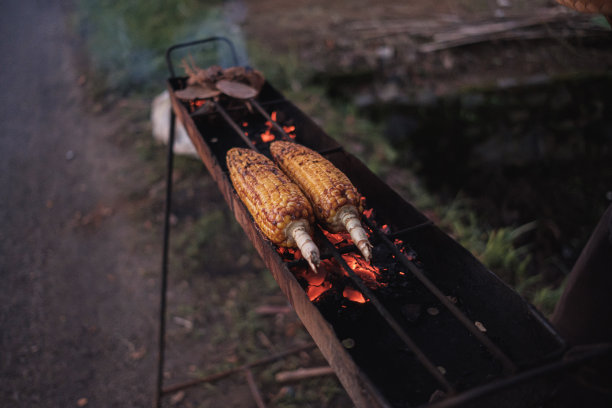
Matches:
[171,208,256,275]
[530,283,565,316]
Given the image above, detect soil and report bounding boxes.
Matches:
[1,1,610,407]
[0,2,160,407]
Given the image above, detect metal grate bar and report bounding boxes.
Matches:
[364,217,518,374]
[316,228,456,394]
[388,221,435,238]
[213,101,260,152]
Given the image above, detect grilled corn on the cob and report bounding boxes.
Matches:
[226,147,320,271]
[270,141,373,261]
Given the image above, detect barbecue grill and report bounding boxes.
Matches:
[154,37,612,408]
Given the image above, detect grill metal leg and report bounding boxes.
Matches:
[155,109,176,408]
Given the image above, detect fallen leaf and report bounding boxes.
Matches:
[129,347,146,360]
[170,391,185,405]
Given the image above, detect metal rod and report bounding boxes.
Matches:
[364,217,518,374]
[162,343,316,394]
[387,221,435,238]
[425,343,612,408]
[155,109,176,408]
[213,101,260,152]
[316,228,455,394]
[249,98,293,141]
[244,368,267,408]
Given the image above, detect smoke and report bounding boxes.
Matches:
[75,0,252,95]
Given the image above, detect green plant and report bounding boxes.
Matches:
[530,282,565,317]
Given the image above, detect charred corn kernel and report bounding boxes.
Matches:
[226,148,320,271]
[270,141,373,261]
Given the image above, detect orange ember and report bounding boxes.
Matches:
[341,253,383,288]
[283,125,297,139]
[343,287,367,303]
[322,229,351,247]
[294,263,331,301]
[189,100,207,111]
[290,252,385,303]
[363,208,374,219]
[251,110,297,142]
[261,129,275,142]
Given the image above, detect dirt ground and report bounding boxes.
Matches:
[1,1,610,408]
[0,2,161,407]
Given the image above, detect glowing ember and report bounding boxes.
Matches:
[290,252,385,303]
[381,224,391,234]
[363,208,374,219]
[322,229,351,247]
[343,287,367,303]
[260,129,275,142]
[283,125,297,139]
[245,110,297,143]
[189,100,207,111]
[307,280,332,301]
[292,261,333,301]
[341,253,383,289]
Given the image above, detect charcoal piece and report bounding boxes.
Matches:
[401,303,422,323]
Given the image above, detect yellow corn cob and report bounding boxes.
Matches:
[270,141,373,262]
[226,147,320,271]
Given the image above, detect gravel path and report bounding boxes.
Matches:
[1,2,159,406]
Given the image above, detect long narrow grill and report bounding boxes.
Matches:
[162,39,609,408]
[198,96,519,393]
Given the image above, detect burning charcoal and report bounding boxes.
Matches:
[401,304,422,323]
